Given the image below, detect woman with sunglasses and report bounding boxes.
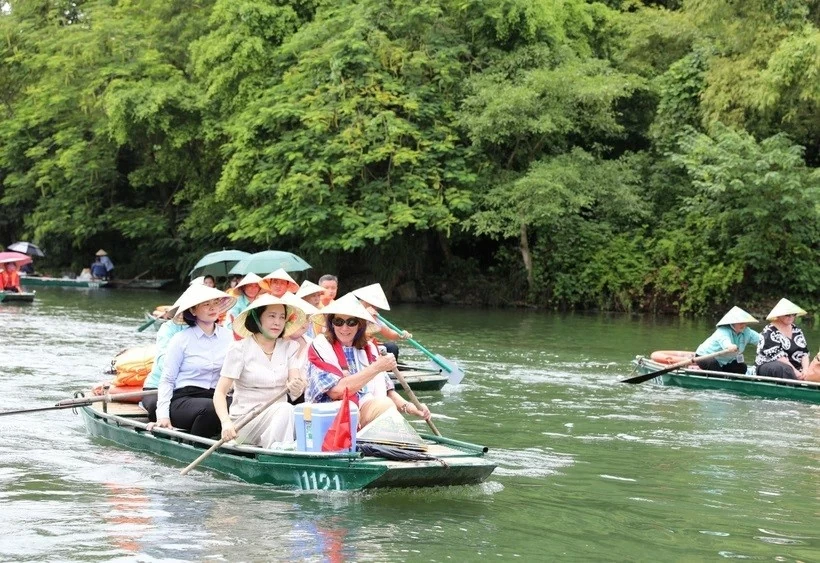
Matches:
[755,298,811,379]
[148,285,236,437]
[213,294,309,448]
[306,293,430,428]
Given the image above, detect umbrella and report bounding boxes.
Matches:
[0,251,33,266]
[7,241,44,257]
[228,250,311,275]
[189,249,251,278]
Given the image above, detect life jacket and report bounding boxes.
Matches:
[1,269,20,290]
[308,336,379,405]
[110,344,156,387]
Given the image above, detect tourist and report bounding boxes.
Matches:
[226,273,265,334]
[213,294,309,448]
[90,256,108,280]
[318,274,338,308]
[259,268,299,298]
[203,275,216,288]
[694,306,761,374]
[148,285,236,437]
[296,280,325,337]
[352,283,411,361]
[96,249,114,279]
[306,293,430,428]
[1,262,22,293]
[755,298,811,379]
[140,300,186,422]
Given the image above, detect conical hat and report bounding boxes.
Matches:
[95,249,107,256]
[766,298,807,321]
[232,293,307,339]
[172,285,236,324]
[352,283,391,311]
[716,306,758,326]
[281,290,319,316]
[227,273,264,298]
[357,408,426,450]
[189,276,206,286]
[296,279,324,299]
[311,293,374,323]
[260,268,299,294]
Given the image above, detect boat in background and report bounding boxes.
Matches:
[632,356,820,404]
[80,400,495,490]
[0,291,35,303]
[20,275,108,289]
[107,279,175,290]
[393,363,449,391]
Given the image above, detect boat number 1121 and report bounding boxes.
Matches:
[299,471,342,490]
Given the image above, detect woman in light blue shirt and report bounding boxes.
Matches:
[695,306,761,374]
[148,286,236,437]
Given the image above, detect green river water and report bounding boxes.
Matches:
[1,288,819,562]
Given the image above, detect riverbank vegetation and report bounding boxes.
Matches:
[1,0,817,314]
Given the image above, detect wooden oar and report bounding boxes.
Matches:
[0,389,158,417]
[180,390,287,475]
[377,314,465,385]
[122,269,151,286]
[392,365,441,436]
[621,349,733,384]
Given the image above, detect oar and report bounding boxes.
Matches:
[122,269,151,286]
[621,349,733,384]
[0,389,158,417]
[392,365,441,436]
[180,390,287,475]
[137,315,158,332]
[377,314,465,385]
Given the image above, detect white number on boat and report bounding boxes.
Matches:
[299,471,342,490]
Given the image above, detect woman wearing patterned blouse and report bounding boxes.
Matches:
[755,298,811,379]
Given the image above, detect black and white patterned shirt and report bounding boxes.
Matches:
[755,324,809,369]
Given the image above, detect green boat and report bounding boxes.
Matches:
[20,275,108,289]
[0,291,35,303]
[80,401,495,490]
[632,356,820,404]
[107,278,175,290]
[392,363,449,391]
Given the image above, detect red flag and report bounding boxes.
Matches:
[321,388,353,452]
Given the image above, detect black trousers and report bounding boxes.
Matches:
[757,361,797,380]
[169,386,229,438]
[383,341,400,362]
[142,388,158,422]
[695,357,747,374]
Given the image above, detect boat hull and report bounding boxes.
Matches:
[107,279,174,290]
[391,365,448,391]
[0,291,35,303]
[80,405,495,490]
[633,357,820,404]
[20,276,108,289]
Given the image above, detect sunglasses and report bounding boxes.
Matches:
[331,317,361,328]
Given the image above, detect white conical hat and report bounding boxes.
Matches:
[227,273,264,298]
[260,268,299,293]
[766,298,807,321]
[190,276,206,286]
[716,306,758,326]
[172,285,236,324]
[296,280,324,299]
[281,290,319,316]
[352,283,391,311]
[311,293,375,323]
[231,293,308,339]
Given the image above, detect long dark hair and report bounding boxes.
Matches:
[245,304,287,339]
[325,314,368,348]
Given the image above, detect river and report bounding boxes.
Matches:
[1,288,818,561]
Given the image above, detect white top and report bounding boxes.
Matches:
[220,336,301,419]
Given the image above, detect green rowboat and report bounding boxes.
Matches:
[632,356,820,404]
[20,275,108,289]
[392,363,449,391]
[80,401,495,490]
[107,278,174,290]
[0,291,35,303]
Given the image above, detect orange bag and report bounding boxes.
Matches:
[111,345,156,387]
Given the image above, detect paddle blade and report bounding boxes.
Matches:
[433,355,465,385]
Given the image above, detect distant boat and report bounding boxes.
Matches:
[106,279,174,290]
[0,291,35,303]
[20,275,108,289]
[392,363,448,391]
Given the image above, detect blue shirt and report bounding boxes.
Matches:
[696,326,761,365]
[143,321,186,389]
[100,255,114,272]
[225,294,250,333]
[306,343,394,403]
[156,324,232,420]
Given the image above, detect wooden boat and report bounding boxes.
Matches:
[106,279,174,290]
[632,356,820,404]
[0,291,35,303]
[20,275,108,289]
[80,401,496,490]
[392,363,448,391]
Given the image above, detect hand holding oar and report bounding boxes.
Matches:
[377,314,465,385]
[0,389,158,417]
[392,365,441,436]
[180,390,287,475]
[621,349,733,384]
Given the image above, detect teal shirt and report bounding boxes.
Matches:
[696,326,762,365]
[143,321,186,388]
[225,294,250,333]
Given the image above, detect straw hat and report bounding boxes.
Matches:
[766,298,807,321]
[312,293,375,324]
[95,249,107,257]
[716,306,758,327]
[172,285,236,324]
[189,276,206,286]
[232,293,308,339]
[259,268,299,294]
[296,280,324,299]
[352,283,391,311]
[228,272,264,297]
